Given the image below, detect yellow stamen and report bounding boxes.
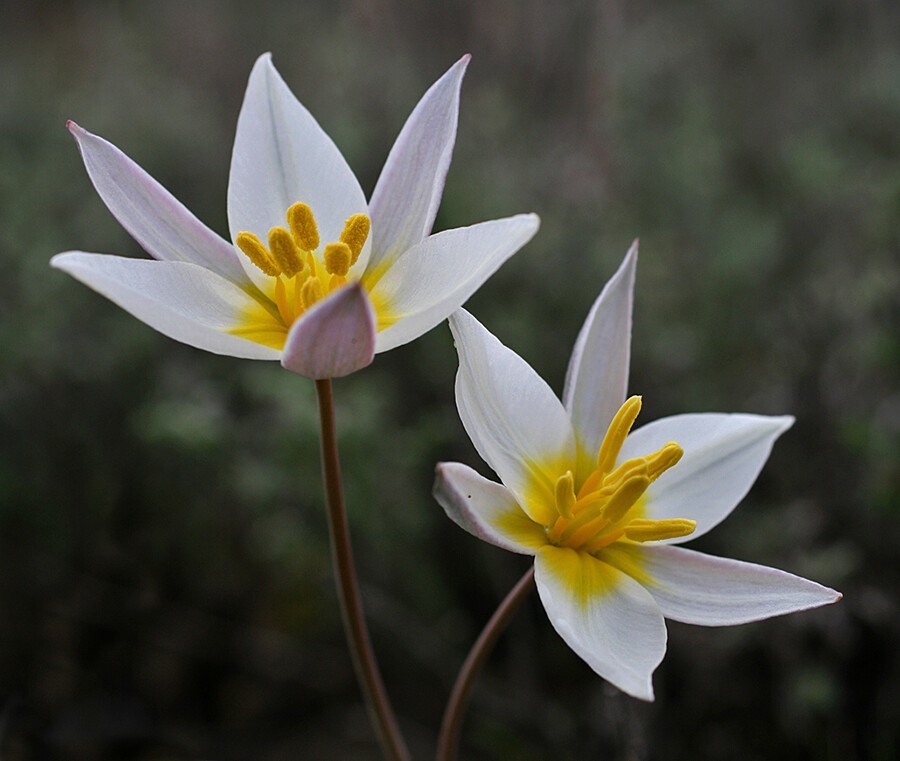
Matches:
[287,202,320,251]
[623,518,697,542]
[300,277,324,310]
[554,471,577,519]
[340,213,370,264]
[273,277,293,325]
[645,442,683,481]
[236,232,280,277]
[268,227,305,278]
[599,474,651,524]
[596,395,643,475]
[324,242,353,277]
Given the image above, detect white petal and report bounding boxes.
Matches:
[449,310,576,527]
[367,55,469,269]
[620,413,794,542]
[227,54,368,266]
[562,242,636,476]
[51,252,279,360]
[623,545,842,626]
[369,214,540,353]
[280,283,376,379]
[535,546,666,701]
[68,122,248,285]
[433,462,547,555]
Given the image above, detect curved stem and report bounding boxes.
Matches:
[436,567,536,761]
[315,378,410,761]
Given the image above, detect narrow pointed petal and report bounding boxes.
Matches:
[68,122,248,285]
[450,310,577,527]
[51,252,279,359]
[369,214,540,352]
[228,54,368,260]
[563,242,637,474]
[535,546,666,701]
[620,545,841,626]
[620,413,794,543]
[367,55,470,269]
[433,462,548,555]
[281,283,376,378]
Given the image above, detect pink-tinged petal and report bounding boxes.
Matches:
[449,310,577,527]
[535,546,666,701]
[68,122,248,285]
[619,545,842,626]
[367,55,469,269]
[280,283,376,379]
[562,242,637,478]
[228,54,368,269]
[620,413,794,543]
[369,214,539,353]
[51,252,279,359]
[433,462,547,555]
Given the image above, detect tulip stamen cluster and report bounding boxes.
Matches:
[235,201,371,328]
[545,395,696,553]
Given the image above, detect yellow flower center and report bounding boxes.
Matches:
[546,396,696,553]
[229,202,371,349]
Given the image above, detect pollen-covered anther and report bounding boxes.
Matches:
[624,518,697,542]
[236,232,281,277]
[340,214,371,264]
[324,242,352,277]
[287,202,320,252]
[268,227,305,277]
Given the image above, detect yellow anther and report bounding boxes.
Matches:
[554,471,577,519]
[624,518,697,542]
[287,202,320,251]
[340,213,370,264]
[236,232,281,277]
[300,277,324,310]
[599,474,651,524]
[596,396,643,475]
[324,242,352,277]
[268,227,305,278]
[645,442,683,481]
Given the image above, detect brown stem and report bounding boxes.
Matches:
[436,567,536,761]
[314,378,410,761]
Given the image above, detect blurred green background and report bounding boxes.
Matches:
[1,0,897,759]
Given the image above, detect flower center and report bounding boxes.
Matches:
[235,202,370,329]
[546,396,696,553]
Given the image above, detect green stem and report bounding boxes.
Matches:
[315,378,410,761]
[436,567,536,761]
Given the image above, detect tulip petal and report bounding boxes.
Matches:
[608,545,842,626]
[562,242,637,477]
[535,546,666,701]
[68,123,248,285]
[280,283,376,378]
[433,462,547,555]
[449,310,577,527]
[367,55,469,269]
[370,214,540,353]
[51,252,279,359]
[620,413,794,542]
[228,54,368,267]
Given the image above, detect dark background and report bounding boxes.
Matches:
[1,0,897,758]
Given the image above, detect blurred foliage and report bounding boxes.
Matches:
[0,0,898,759]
